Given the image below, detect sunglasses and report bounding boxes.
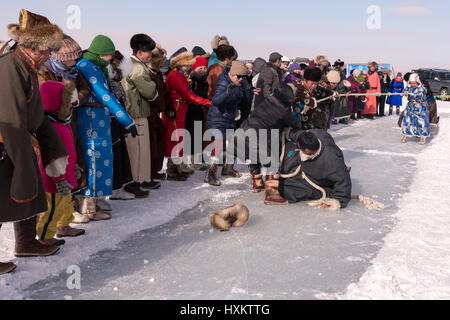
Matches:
[236,75,245,80]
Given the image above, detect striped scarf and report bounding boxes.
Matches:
[45,55,79,81]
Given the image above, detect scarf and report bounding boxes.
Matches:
[83,51,110,77]
[174,68,192,89]
[45,55,79,81]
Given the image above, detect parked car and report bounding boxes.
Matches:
[412,68,450,96]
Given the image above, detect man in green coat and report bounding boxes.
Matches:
[122,34,160,192]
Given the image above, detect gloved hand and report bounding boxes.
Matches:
[165,109,177,119]
[75,164,83,180]
[55,179,72,197]
[125,124,138,138]
[71,88,79,107]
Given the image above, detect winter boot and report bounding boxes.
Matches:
[389,106,393,116]
[420,136,427,145]
[14,216,60,257]
[204,163,221,186]
[166,159,187,181]
[222,163,242,178]
[79,197,111,221]
[0,262,16,275]
[56,225,85,237]
[396,106,400,115]
[124,182,150,198]
[38,238,65,246]
[72,196,90,224]
[141,180,161,190]
[249,167,264,193]
[152,172,167,180]
[401,134,407,143]
[180,163,195,175]
[110,187,135,200]
[264,175,287,205]
[96,197,112,211]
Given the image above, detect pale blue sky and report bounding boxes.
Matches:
[1,0,449,73]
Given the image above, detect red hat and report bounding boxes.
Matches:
[191,56,208,70]
[308,60,315,67]
[40,80,64,112]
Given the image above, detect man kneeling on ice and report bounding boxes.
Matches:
[266,129,351,209]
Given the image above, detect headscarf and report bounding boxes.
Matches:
[44,55,79,80]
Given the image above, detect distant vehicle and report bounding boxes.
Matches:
[412,68,450,96]
[346,63,394,77]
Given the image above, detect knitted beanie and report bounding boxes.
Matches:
[192,56,208,70]
[88,35,115,55]
[51,34,82,62]
[229,61,247,76]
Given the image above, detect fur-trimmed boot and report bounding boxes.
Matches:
[396,106,400,115]
[222,162,242,178]
[79,197,111,221]
[166,158,187,181]
[209,202,250,231]
[14,216,60,257]
[389,106,393,116]
[264,175,287,205]
[204,163,221,186]
[249,167,264,192]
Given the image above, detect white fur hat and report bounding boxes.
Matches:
[409,73,421,84]
[327,70,341,83]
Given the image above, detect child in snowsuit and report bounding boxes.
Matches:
[36,81,83,245]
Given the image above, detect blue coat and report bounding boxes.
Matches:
[207,71,253,139]
[387,78,404,106]
[75,58,134,198]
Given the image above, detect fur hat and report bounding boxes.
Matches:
[51,34,82,62]
[130,33,155,52]
[211,35,230,50]
[209,202,249,231]
[229,61,247,76]
[148,43,167,70]
[215,44,237,61]
[0,40,11,55]
[315,55,328,64]
[351,69,361,77]
[297,131,320,150]
[326,70,341,83]
[170,50,195,68]
[295,57,310,64]
[368,61,378,69]
[7,9,63,51]
[333,59,344,67]
[192,46,210,59]
[408,73,421,84]
[304,67,322,82]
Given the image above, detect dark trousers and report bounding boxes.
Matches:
[377,96,386,116]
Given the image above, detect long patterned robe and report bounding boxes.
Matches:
[401,85,430,138]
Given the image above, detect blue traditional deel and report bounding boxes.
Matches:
[346,63,394,77]
[75,58,134,198]
[401,85,430,138]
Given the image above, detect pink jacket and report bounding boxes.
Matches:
[39,81,77,194]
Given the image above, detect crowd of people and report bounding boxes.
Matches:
[0,9,439,275]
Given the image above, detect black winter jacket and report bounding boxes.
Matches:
[278,129,352,208]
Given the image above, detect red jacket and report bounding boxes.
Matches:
[162,70,210,157]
